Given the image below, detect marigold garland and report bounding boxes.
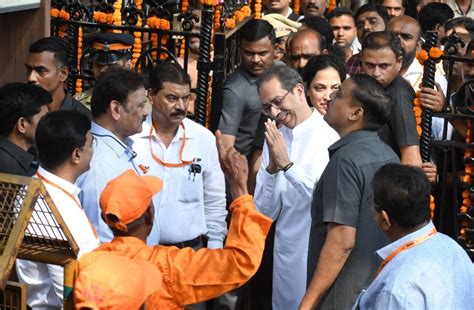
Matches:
[132,0,143,67]
[147,17,171,61]
[417,48,443,66]
[416,50,429,65]
[461,123,472,240]
[214,6,221,32]
[241,5,251,17]
[50,8,70,38]
[201,0,218,6]
[76,27,83,94]
[182,0,189,12]
[429,47,443,60]
[113,0,122,31]
[413,91,436,218]
[328,0,336,12]
[93,11,114,24]
[254,0,262,19]
[293,0,300,15]
[225,17,236,29]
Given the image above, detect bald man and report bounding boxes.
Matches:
[288,29,327,74]
[387,15,447,95]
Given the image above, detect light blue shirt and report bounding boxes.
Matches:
[77,122,142,242]
[354,222,474,310]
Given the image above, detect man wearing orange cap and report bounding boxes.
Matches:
[75,251,162,309]
[92,131,273,309]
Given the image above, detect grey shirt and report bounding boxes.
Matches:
[307,130,400,310]
[378,75,419,156]
[0,137,38,176]
[218,66,263,157]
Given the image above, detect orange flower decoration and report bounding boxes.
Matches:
[293,0,300,15]
[429,47,443,60]
[416,50,429,65]
[50,8,60,18]
[225,17,236,29]
[241,5,251,17]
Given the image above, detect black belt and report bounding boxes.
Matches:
[163,236,204,249]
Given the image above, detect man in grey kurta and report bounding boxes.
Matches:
[300,74,400,309]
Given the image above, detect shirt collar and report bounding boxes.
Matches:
[328,130,377,157]
[403,58,423,77]
[91,122,135,158]
[36,166,81,196]
[0,137,37,171]
[240,66,259,85]
[137,114,196,140]
[61,94,73,111]
[376,221,435,260]
[291,108,321,134]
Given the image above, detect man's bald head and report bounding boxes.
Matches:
[387,15,421,69]
[288,29,326,73]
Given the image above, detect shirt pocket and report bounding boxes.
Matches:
[177,165,203,203]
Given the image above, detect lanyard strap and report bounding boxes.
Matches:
[376,227,437,277]
[149,122,193,167]
[36,172,99,239]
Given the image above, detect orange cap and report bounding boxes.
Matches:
[100,169,163,232]
[74,251,162,309]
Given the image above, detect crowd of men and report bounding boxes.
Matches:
[1,0,474,309]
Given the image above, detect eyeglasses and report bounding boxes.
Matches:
[262,91,290,115]
[165,93,196,104]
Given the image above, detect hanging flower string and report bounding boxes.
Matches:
[76,27,83,94]
[180,0,189,57]
[254,0,262,19]
[461,124,472,240]
[132,0,143,67]
[413,47,444,219]
[328,0,336,12]
[214,6,221,32]
[293,0,300,15]
[182,0,189,12]
[147,17,171,61]
[50,8,70,38]
[113,0,122,31]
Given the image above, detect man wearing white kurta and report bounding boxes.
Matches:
[255,65,339,309]
[16,111,100,310]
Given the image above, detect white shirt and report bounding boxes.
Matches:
[254,110,339,310]
[402,59,453,141]
[132,116,227,249]
[16,166,100,310]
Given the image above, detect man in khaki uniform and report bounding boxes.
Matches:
[74,32,134,108]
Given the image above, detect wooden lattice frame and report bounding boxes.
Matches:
[0,173,79,289]
[1,281,27,310]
